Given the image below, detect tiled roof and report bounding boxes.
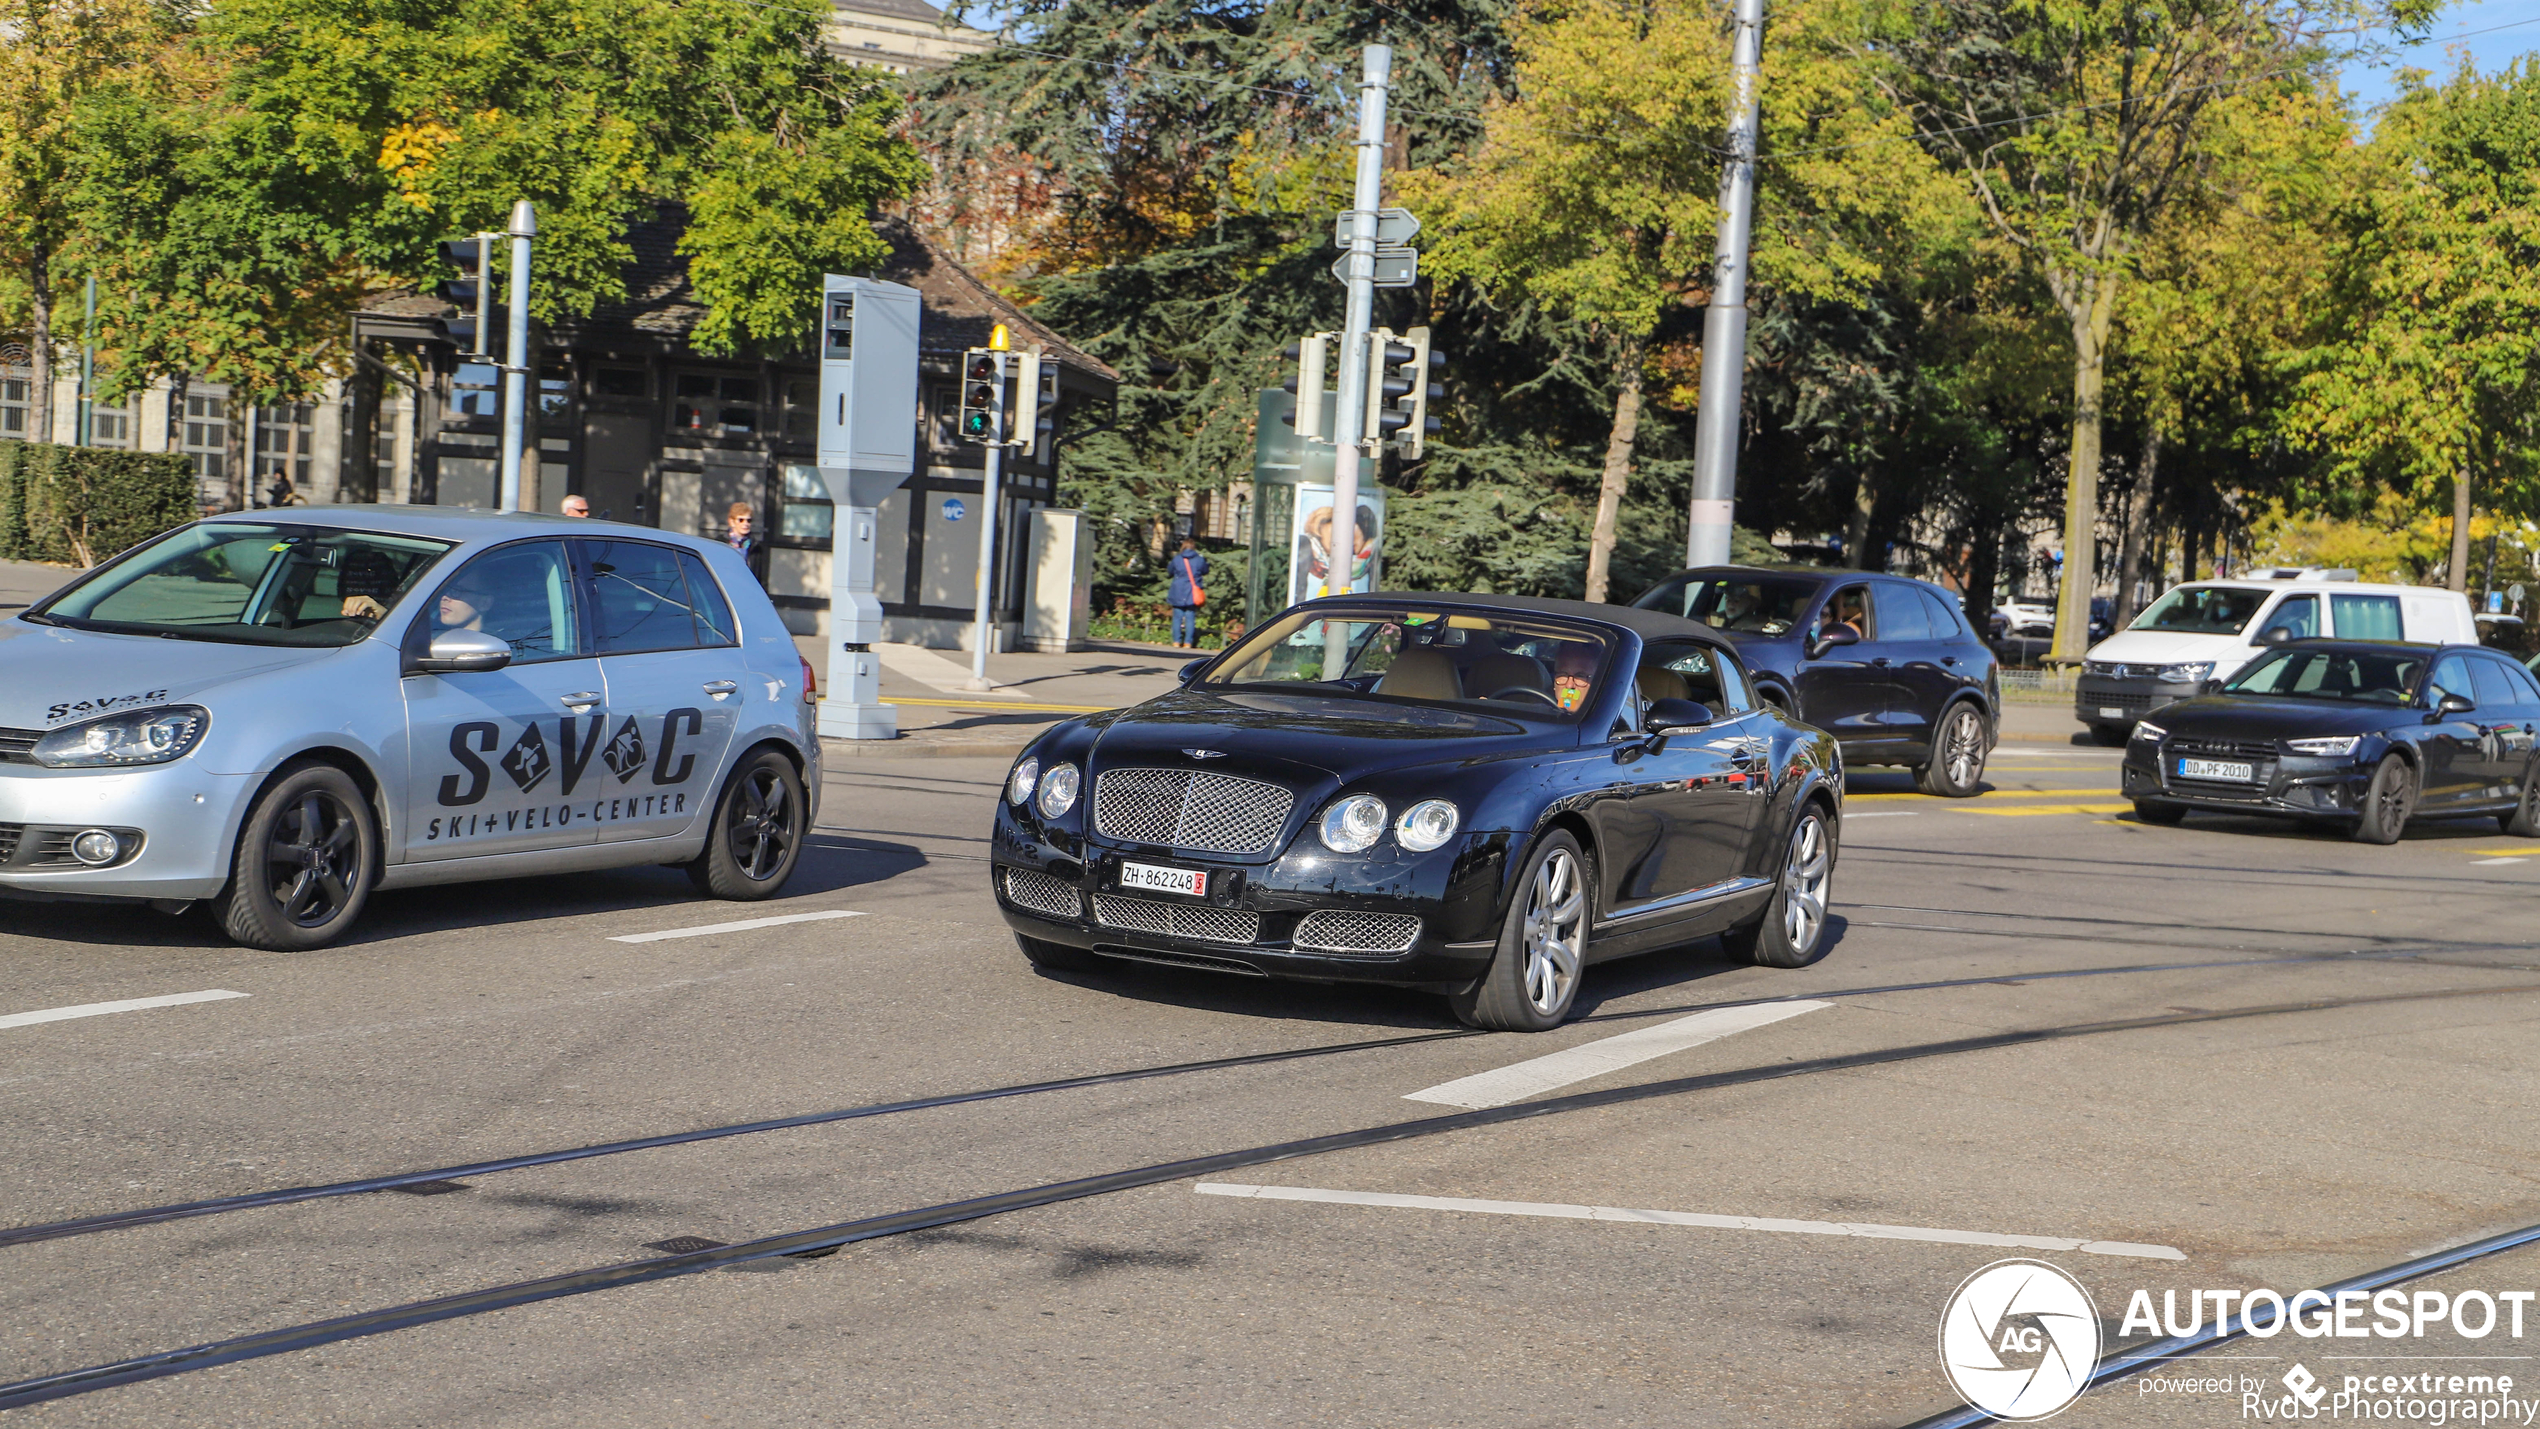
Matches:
[361,206,1118,386]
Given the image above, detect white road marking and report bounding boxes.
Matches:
[1403,1000,1830,1109]
[1193,1183,2185,1261]
[0,989,248,1031]
[2473,857,2528,866]
[609,910,867,943]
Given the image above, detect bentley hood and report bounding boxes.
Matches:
[0,618,342,730]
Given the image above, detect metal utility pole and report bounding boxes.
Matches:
[970,439,1004,687]
[1326,43,1392,679]
[498,200,535,512]
[76,276,95,447]
[1685,0,1764,569]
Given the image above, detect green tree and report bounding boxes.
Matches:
[2284,58,2540,592]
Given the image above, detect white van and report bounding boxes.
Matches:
[2073,569,2477,743]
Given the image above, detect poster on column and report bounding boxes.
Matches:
[1287,484,1384,606]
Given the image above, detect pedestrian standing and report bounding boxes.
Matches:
[1167,536,1209,649]
[726,502,767,587]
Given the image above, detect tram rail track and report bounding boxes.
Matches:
[7,978,2540,1411]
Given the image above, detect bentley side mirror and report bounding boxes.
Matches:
[1808,625,1860,657]
[1645,698,1715,737]
[410,628,513,675]
[1178,657,1209,685]
[2438,691,2476,716]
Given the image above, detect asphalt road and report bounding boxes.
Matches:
[6,745,2540,1427]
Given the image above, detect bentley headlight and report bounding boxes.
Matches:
[1007,755,1040,806]
[2156,661,2214,683]
[1036,762,1080,819]
[1318,794,1388,853]
[32,706,209,768]
[2132,720,2166,743]
[2285,735,2360,757]
[1396,799,1460,853]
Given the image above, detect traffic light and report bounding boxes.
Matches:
[958,348,1005,444]
[1280,334,1329,439]
[1395,325,1444,461]
[1365,328,1414,445]
[434,235,493,354]
[1013,352,1058,458]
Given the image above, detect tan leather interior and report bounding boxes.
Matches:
[1634,666,1691,703]
[1376,647,1463,700]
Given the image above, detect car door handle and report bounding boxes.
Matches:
[702,680,740,696]
[561,691,601,710]
[1940,656,1959,666]
[1869,657,1891,667]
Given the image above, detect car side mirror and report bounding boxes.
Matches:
[1178,657,1209,685]
[2259,626,2292,645]
[2438,691,2475,716]
[1645,698,1715,736]
[1808,625,1859,657]
[410,628,512,675]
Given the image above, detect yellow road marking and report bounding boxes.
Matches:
[1848,788,2120,802]
[1957,802,2137,816]
[2461,847,2540,858]
[881,695,1117,713]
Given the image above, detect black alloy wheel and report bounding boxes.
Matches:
[1720,802,1836,968]
[2132,799,2188,826]
[1915,704,1991,797]
[2507,760,2540,838]
[220,762,376,951]
[1451,829,1592,1032]
[2352,753,2416,845]
[688,749,808,898]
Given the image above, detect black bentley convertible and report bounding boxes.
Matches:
[989,594,1845,1031]
[2123,638,2540,843]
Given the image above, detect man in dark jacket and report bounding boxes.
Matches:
[1167,536,1208,648]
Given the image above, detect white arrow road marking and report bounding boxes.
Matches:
[1403,1000,1831,1109]
[1194,1183,2184,1261]
[610,910,866,943]
[0,989,249,1031]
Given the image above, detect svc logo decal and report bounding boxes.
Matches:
[439,708,702,808]
[1938,1259,2101,1422]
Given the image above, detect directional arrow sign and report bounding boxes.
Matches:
[1330,247,1418,288]
[1334,207,1421,248]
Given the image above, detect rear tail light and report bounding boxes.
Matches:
[799,654,818,703]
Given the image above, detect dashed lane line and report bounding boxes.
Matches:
[1193,1183,2186,1260]
[1403,1001,1830,1109]
[0,990,248,1031]
[607,910,867,943]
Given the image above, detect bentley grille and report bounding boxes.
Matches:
[1091,893,1261,945]
[1292,910,1423,955]
[1001,868,1082,920]
[1091,768,1294,855]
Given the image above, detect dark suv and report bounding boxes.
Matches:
[1631,565,2001,796]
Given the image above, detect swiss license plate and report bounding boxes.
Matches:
[2177,757,2255,783]
[1120,861,1207,898]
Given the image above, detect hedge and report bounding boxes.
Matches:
[0,440,200,567]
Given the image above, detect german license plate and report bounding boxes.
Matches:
[1120,861,1207,898]
[2177,757,2255,783]
[2098,706,2125,719]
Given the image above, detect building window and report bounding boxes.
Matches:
[539,353,572,417]
[254,402,315,502]
[0,371,29,438]
[89,394,136,448]
[783,377,818,443]
[673,373,758,435]
[778,462,834,540]
[591,366,646,398]
[451,361,499,418]
[182,390,230,485]
[926,383,959,450]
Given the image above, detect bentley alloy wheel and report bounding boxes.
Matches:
[1452,829,1593,1032]
[1723,804,1838,969]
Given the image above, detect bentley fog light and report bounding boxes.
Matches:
[1396,799,1460,853]
[1036,762,1080,819]
[1007,756,1040,806]
[1319,795,1388,853]
[71,830,121,865]
[2285,735,2360,757]
[32,707,209,768]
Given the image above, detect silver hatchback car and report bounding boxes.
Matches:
[0,507,822,948]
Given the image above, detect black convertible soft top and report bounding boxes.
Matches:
[1305,590,1733,648]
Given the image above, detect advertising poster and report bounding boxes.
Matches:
[1287,483,1383,605]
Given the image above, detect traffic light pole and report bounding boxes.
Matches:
[1327,43,1391,680]
[1685,0,1763,568]
[498,200,535,512]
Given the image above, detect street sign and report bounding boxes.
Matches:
[1330,248,1418,287]
[1334,207,1421,248]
